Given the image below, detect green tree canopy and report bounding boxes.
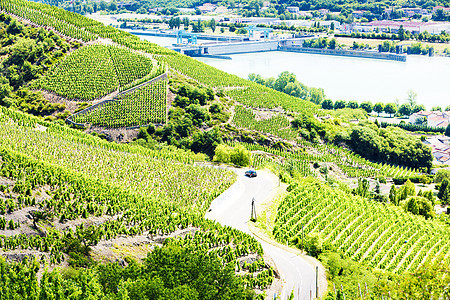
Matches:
[373,102,384,116]
[384,103,397,117]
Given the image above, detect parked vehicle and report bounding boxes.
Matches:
[245,170,257,177]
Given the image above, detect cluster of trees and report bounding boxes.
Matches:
[337,29,450,44]
[342,122,433,170]
[0,244,257,300]
[213,144,251,167]
[435,170,450,204]
[302,37,339,49]
[0,14,71,117]
[388,179,435,218]
[322,90,444,118]
[321,98,400,116]
[248,71,325,105]
[322,254,450,300]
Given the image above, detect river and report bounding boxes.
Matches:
[136,34,450,108]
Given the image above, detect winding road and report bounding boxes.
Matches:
[206,168,325,300]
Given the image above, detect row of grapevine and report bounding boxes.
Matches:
[228,85,318,114]
[233,105,298,140]
[71,77,168,128]
[273,178,450,273]
[0,107,230,209]
[33,44,160,101]
[34,44,118,100]
[0,0,174,55]
[0,144,272,286]
[107,45,154,86]
[157,54,249,88]
[0,1,97,42]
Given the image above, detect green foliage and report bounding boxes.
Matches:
[383,103,397,117]
[359,101,373,114]
[373,102,384,116]
[0,245,257,299]
[321,99,333,110]
[353,178,369,198]
[346,125,433,170]
[381,121,446,134]
[376,258,450,299]
[320,252,378,299]
[434,169,450,183]
[173,83,213,108]
[213,144,250,167]
[403,196,434,219]
[438,178,450,204]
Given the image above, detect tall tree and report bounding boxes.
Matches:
[384,103,397,117]
[406,89,417,107]
[360,101,373,114]
[210,18,216,32]
[373,102,385,116]
[398,103,412,116]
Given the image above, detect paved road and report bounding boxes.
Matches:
[206,168,320,300]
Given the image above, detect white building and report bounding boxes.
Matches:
[286,6,300,14]
[409,111,450,128]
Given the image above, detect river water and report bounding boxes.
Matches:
[137,34,450,108]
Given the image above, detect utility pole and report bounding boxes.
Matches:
[315,266,319,299]
[251,197,257,221]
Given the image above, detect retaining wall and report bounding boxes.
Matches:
[279,46,407,62]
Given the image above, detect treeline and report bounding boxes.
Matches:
[336,30,450,44]
[302,37,339,49]
[293,115,434,170]
[0,245,257,300]
[248,72,325,105]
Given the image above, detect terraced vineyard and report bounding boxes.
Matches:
[33,44,158,100]
[228,85,318,114]
[233,142,417,179]
[233,105,298,140]
[273,178,450,273]
[157,54,249,88]
[71,75,168,127]
[0,107,230,209]
[0,140,271,291]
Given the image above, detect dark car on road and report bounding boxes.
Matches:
[245,170,257,177]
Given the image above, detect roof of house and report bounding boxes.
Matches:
[437,121,450,128]
[439,155,450,162]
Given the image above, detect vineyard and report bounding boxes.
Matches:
[233,105,298,141]
[0,107,230,208]
[0,0,444,297]
[0,106,274,295]
[273,178,450,273]
[0,0,174,55]
[70,75,168,128]
[0,145,272,291]
[33,44,160,101]
[231,142,417,179]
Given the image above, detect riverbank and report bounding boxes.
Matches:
[279,46,406,62]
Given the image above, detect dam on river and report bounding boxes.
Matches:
[129,29,407,62]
